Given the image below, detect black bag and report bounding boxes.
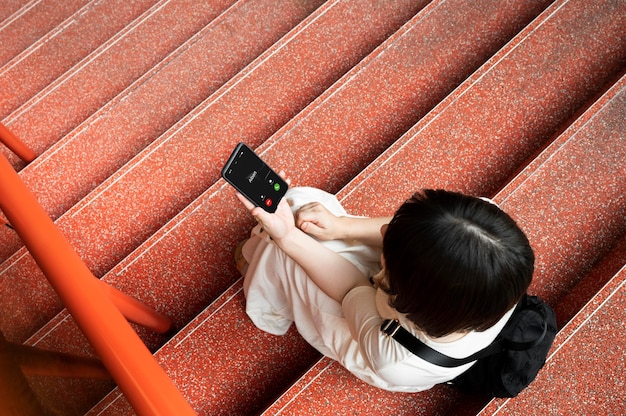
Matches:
[381,294,557,398]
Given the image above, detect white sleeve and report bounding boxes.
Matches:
[341,286,470,392]
[341,287,430,388]
[342,286,407,366]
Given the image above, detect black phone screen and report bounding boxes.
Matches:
[222,143,287,213]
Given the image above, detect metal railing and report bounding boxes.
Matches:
[0,123,196,415]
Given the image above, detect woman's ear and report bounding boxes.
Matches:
[373,255,391,294]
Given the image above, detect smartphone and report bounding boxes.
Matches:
[221,143,288,213]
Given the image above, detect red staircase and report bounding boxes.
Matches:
[1,0,624,414]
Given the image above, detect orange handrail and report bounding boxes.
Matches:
[0,123,36,162]
[0,153,196,415]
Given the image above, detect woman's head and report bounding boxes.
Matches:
[382,189,534,338]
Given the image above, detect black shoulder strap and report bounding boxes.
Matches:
[381,319,497,368]
[380,300,548,368]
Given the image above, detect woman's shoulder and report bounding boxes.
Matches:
[421,305,517,358]
[377,289,517,359]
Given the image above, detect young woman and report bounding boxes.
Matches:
[235,182,534,392]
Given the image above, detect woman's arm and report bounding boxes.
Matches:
[295,202,391,247]
[236,192,370,303]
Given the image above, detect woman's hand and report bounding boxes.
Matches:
[236,193,296,241]
[298,202,393,247]
[234,171,296,242]
[295,202,345,241]
[234,174,370,303]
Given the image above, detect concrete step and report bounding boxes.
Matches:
[492,74,626,309]
[90,279,320,415]
[260,69,626,415]
[479,261,626,415]
[0,0,33,23]
[554,233,626,327]
[0,0,239,170]
[0,0,323,266]
[476,73,626,415]
[1,0,422,346]
[0,0,91,66]
[84,0,626,413]
[0,0,159,119]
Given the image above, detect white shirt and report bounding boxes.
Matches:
[342,286,515,392]
[243,187,516,393]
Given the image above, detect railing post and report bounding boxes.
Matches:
[0,153,196,415]
[0,123,36,163]
[98,280,174,334]
[9,342,111,380]
[0,332,51,416]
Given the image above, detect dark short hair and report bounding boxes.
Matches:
[382,189,534,338]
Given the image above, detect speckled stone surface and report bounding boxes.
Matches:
[0,0,322,264]
[0,0,90,67]
[53,0,556,411]
[265,75,625,416]
[0,0,329,343]
[265,0,554,196]
[493,75,626,310]
[90,281,321,416]
[479,266,626,416]
[8,0,425,413]
[1,0,424,342]
[248,2,626,413]
[0,0,239,168]
[338,0,625,217]
[262,354,482,415]
[0,1,32,23]
[1,0,624,414]
[86,0,620,414]
[0,0,157,119]
[554,233,626,326]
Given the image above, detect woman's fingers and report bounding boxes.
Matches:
[235,192,256,211]
[234,170,292,231]
[278,170,292,186]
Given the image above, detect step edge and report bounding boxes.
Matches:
[478,263,626,415]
